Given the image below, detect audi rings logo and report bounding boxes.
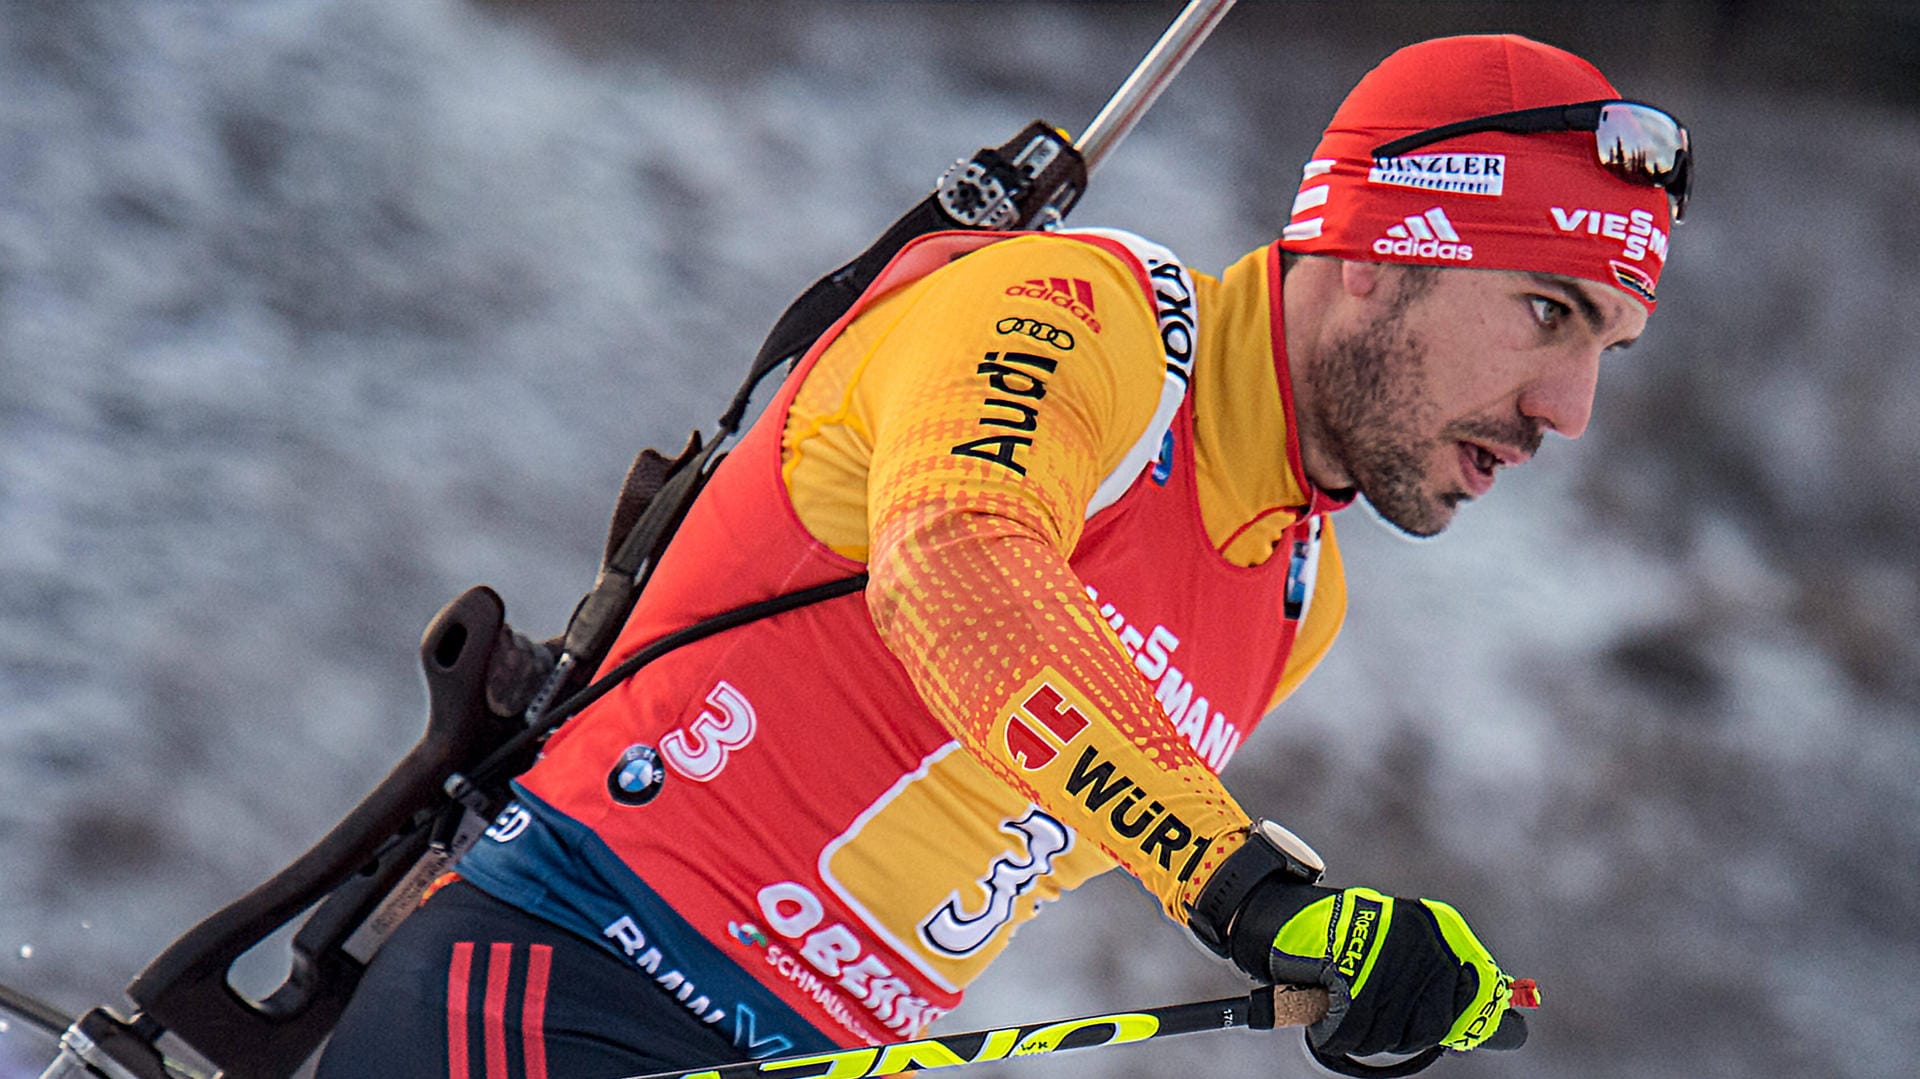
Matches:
[996,317,1074,351]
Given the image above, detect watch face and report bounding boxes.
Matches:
[1255,819,1327,880]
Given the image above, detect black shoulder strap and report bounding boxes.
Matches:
[718,120,1086,434]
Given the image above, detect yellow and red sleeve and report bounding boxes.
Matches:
[822,236,1253,921]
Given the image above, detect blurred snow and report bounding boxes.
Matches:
[2,3,1916,1078]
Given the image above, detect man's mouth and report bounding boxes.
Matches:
[1457,441,1508,498]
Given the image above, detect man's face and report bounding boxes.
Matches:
[1307,264,1649,537]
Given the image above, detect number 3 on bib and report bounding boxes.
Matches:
[661,680,758,781]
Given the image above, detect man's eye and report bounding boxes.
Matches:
[1529,295,1570,328]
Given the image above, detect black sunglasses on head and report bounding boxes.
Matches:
[1371,99,1691,223]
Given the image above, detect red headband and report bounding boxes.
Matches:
[1281,35,1671,311]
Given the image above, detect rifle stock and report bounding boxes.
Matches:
[114,586,521,1079]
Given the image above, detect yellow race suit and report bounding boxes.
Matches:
[455,228,1351,1058]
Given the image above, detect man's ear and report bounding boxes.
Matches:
[1340,259,1384,298]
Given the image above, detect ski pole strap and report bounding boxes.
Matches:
[1310,1044,1446,1079]
[618,985,1328,1079]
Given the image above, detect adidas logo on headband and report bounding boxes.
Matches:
[1372,207,1475,261]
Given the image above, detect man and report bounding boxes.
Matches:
[318,33,1687,1078]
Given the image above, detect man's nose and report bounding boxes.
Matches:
[1516,346,1603,440]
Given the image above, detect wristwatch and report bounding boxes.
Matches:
[1186,819,1326,957]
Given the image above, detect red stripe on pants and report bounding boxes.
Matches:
[484,942,513,1079]
[447,942,474,1079]
[522,944,552,1079]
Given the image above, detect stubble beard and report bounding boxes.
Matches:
[1309,294,1456,539]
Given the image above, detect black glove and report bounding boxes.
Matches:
[1188,822,1525,1077]
[1232,879,1524,1070]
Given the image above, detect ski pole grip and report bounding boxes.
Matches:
[1251,984,1331,1030]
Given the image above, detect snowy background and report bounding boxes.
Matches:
[3,2,1917,1078]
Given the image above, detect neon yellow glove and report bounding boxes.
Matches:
[1261,885,1520,1060]
[1185,822,1525,1076]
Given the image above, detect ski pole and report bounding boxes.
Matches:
[618,984,1327,1079]
[618,977,1542,1079]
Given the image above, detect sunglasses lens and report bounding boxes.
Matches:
[1596,103,1691,220]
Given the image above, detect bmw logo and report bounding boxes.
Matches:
[607,743,666,805]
